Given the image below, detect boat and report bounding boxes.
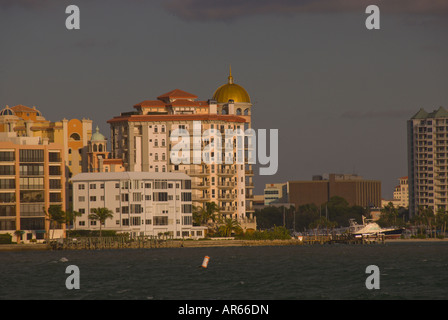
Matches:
[348,216,404,239]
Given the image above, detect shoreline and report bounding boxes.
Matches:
[1,238,448,251]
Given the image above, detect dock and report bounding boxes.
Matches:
[48,233,385,250]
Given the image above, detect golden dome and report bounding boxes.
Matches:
[212,67,250,103]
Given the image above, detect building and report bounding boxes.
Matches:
[264,183,287,205]
[382,176,409,209]
[287,173,381,208]
[107,69,256,231]
[0,105,92,178]
[0,132,65,242]
[0,105,93,210]
[71,171,206,239]
[407,107,448,217]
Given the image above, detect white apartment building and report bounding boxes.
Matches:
[71,171,206,239]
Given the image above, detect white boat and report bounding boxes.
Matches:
[349,216,404,239]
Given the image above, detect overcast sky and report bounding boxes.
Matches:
[1,0,447,198]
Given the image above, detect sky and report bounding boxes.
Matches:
[1,0,447,198]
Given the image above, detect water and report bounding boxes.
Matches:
[1,241,448,300]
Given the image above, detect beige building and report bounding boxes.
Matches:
[264,183,287,205]
[408,107,448,216]
[107,70,256,231]
[381,176,409,209]
[0,132,65,242]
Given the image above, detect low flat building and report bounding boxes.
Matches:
[288,173,381,208]
[71,171,206,239]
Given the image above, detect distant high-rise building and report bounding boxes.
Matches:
[407,107,448,217]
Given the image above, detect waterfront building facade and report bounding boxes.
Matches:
[287,173,381,208]
[264,183,287,205]
[107,70,256,231]
[71,172,206,239]
[0,105,93,210]
[407,107,448,217]
[0,132,65,242]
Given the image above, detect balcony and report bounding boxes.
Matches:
[218,181,235,188]
[192,195,209,202]
[218,194,236,200]
[217,169,235,176]
[193,181,210,189]
[220,206,236,213]
[188,169,209,176]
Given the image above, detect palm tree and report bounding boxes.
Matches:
[219,218,242,237]
[88,207,113,237]
[193,202,221,228]
[14,230,24,244]
[65,205,82,230]
[46,205,66,241]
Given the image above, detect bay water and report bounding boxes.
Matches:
[1,241,447,300]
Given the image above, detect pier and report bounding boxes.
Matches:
[48,233,385,250]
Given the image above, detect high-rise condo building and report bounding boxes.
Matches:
[107,69,256,231]
[0,132,65,242]
[407,107,448,217]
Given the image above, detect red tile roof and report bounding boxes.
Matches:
[107,114,246,124]
[157,89,198,100]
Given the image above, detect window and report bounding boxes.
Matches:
[19,149,44,162]
[181,192,191,202]
[70,133,81,141]
[78,196,85,202]
[154,181,167,189]
[90,184,96,189]
[154,216,168,225]
[78,184,85,190]
[133,193,142,201]
[0,151,14,161]
[0,165,15,175]
[182,204,192,213]
[153,192,168,201]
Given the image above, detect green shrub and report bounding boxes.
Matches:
[0,233,12,244]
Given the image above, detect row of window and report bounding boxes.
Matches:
[78,192,191,203]
[77,180,191,190]
[78,215,192,226]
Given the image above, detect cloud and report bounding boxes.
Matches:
[163,0,448,21]
[74,38,118,49]
[0,0,51,9]
[341,109,411,120]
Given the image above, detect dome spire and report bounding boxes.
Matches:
[228,64,234,84]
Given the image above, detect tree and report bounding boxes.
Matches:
[46,205,66,241]
[309,216,336,239]
[65,206,82,230]
[88,207,113,237]
[219,218,242,237]
[379,202,399,227]
[14,230,24,244]
[193,202,221,229]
